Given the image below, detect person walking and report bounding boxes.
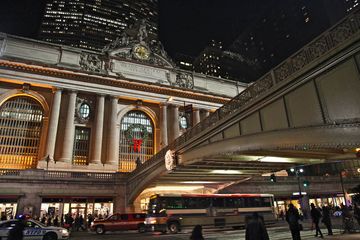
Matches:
[322,206,333,235]
[354,203,360,226]
[286,204,301,240]
[190,225,204,240]
[310,203,323,238]
[245,212,269,240]
[7,216,26,240]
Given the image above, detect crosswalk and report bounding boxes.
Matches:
[202,227,343,240]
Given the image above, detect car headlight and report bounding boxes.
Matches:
[59,229,69,235]
[150,220,157,224]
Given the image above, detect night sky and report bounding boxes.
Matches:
[0,0,267,58]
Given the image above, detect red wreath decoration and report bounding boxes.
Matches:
[125,124,148,152]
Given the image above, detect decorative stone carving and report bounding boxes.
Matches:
[74,97,94,124]
[102,19,175,68]
[165,150,176,171]
[79,53,104,73]
[173,72,194,89]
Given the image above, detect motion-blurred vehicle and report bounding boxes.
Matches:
[0,218,69,240]
[90,213,146,234]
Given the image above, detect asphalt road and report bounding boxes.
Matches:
[69,225,358,240]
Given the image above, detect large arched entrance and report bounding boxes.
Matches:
[118,110,154,172]
[0,96,44,169]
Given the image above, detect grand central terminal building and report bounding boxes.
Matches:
[0,23,246,218]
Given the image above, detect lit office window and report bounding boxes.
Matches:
[73,127,91,165]
[0,97,44,169]
[119,111,154,172]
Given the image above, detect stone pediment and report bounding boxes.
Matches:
[102,19,175,68]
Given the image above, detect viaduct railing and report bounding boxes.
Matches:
[0,169,119,182]
[129,10,360,179]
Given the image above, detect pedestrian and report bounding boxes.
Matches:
[41,215,46,224]
[245,212,269,240]
[79,215,85,231]
[53,215,59,227]
[310,203,323,238]
[46,215,52,226]
[7,215,26,240]
[87,214,94,228]
[322,206,333,235]
[190,225,204,240]
[286,203,301,240]
[354,203,360,226]
[341,203,353,233]
[279,210,285,220]
[74,214,80,231]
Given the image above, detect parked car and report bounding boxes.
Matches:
[0,218,69,240]
[90,213,146,234]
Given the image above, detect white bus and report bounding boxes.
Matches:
[145,193,276,233]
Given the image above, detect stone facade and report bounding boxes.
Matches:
[0,33,245,216]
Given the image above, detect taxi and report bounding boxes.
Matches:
[0,218,69,240]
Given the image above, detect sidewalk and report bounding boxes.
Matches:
[326,233,360,239]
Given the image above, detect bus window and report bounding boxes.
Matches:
[225,198,238,208]
[263,197,271,207]
[165,197,183,209]
[213,198,225,207]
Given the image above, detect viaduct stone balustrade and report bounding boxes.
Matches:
[126,9,360,204]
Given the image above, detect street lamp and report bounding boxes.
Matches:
[291,167,304,205]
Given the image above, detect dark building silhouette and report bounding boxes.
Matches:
[189,0,355,83]
[39,0,158,51]
[227,0,349,82]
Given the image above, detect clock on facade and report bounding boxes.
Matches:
[133,44,150,60]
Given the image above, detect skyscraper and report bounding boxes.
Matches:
[39,0,158,51]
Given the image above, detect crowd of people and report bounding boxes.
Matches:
[33,212,106,231]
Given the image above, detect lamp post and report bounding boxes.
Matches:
[291,167,304,206]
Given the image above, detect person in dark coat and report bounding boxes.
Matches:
[286,204,301,240]
[322,206,333,235]
[354,203,360,226]
[310,203,323,238]
[8,217,26,240]
[245,212,269,240]
[190,225,204,240]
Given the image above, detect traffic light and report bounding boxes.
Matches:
[303,180,310,187]
[270,174,277,182]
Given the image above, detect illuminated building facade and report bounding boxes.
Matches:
[193,40,224,78]
[38,0,158,51]
[0,21,245,217]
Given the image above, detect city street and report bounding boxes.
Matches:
[70,223,360,240]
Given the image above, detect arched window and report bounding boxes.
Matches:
[119,111,154,172]
[0,96,44,169]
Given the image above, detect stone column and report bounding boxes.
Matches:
[59,91,77,163]
[192,108,200,126]
[200,109,210,121]
[106,96,118,165]
[44,88,62,160]
[168,105,180,143]
[91,95,105,164]
[159,103,168,148]
[17,192,42,218]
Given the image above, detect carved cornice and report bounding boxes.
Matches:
[0,60,229,104]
